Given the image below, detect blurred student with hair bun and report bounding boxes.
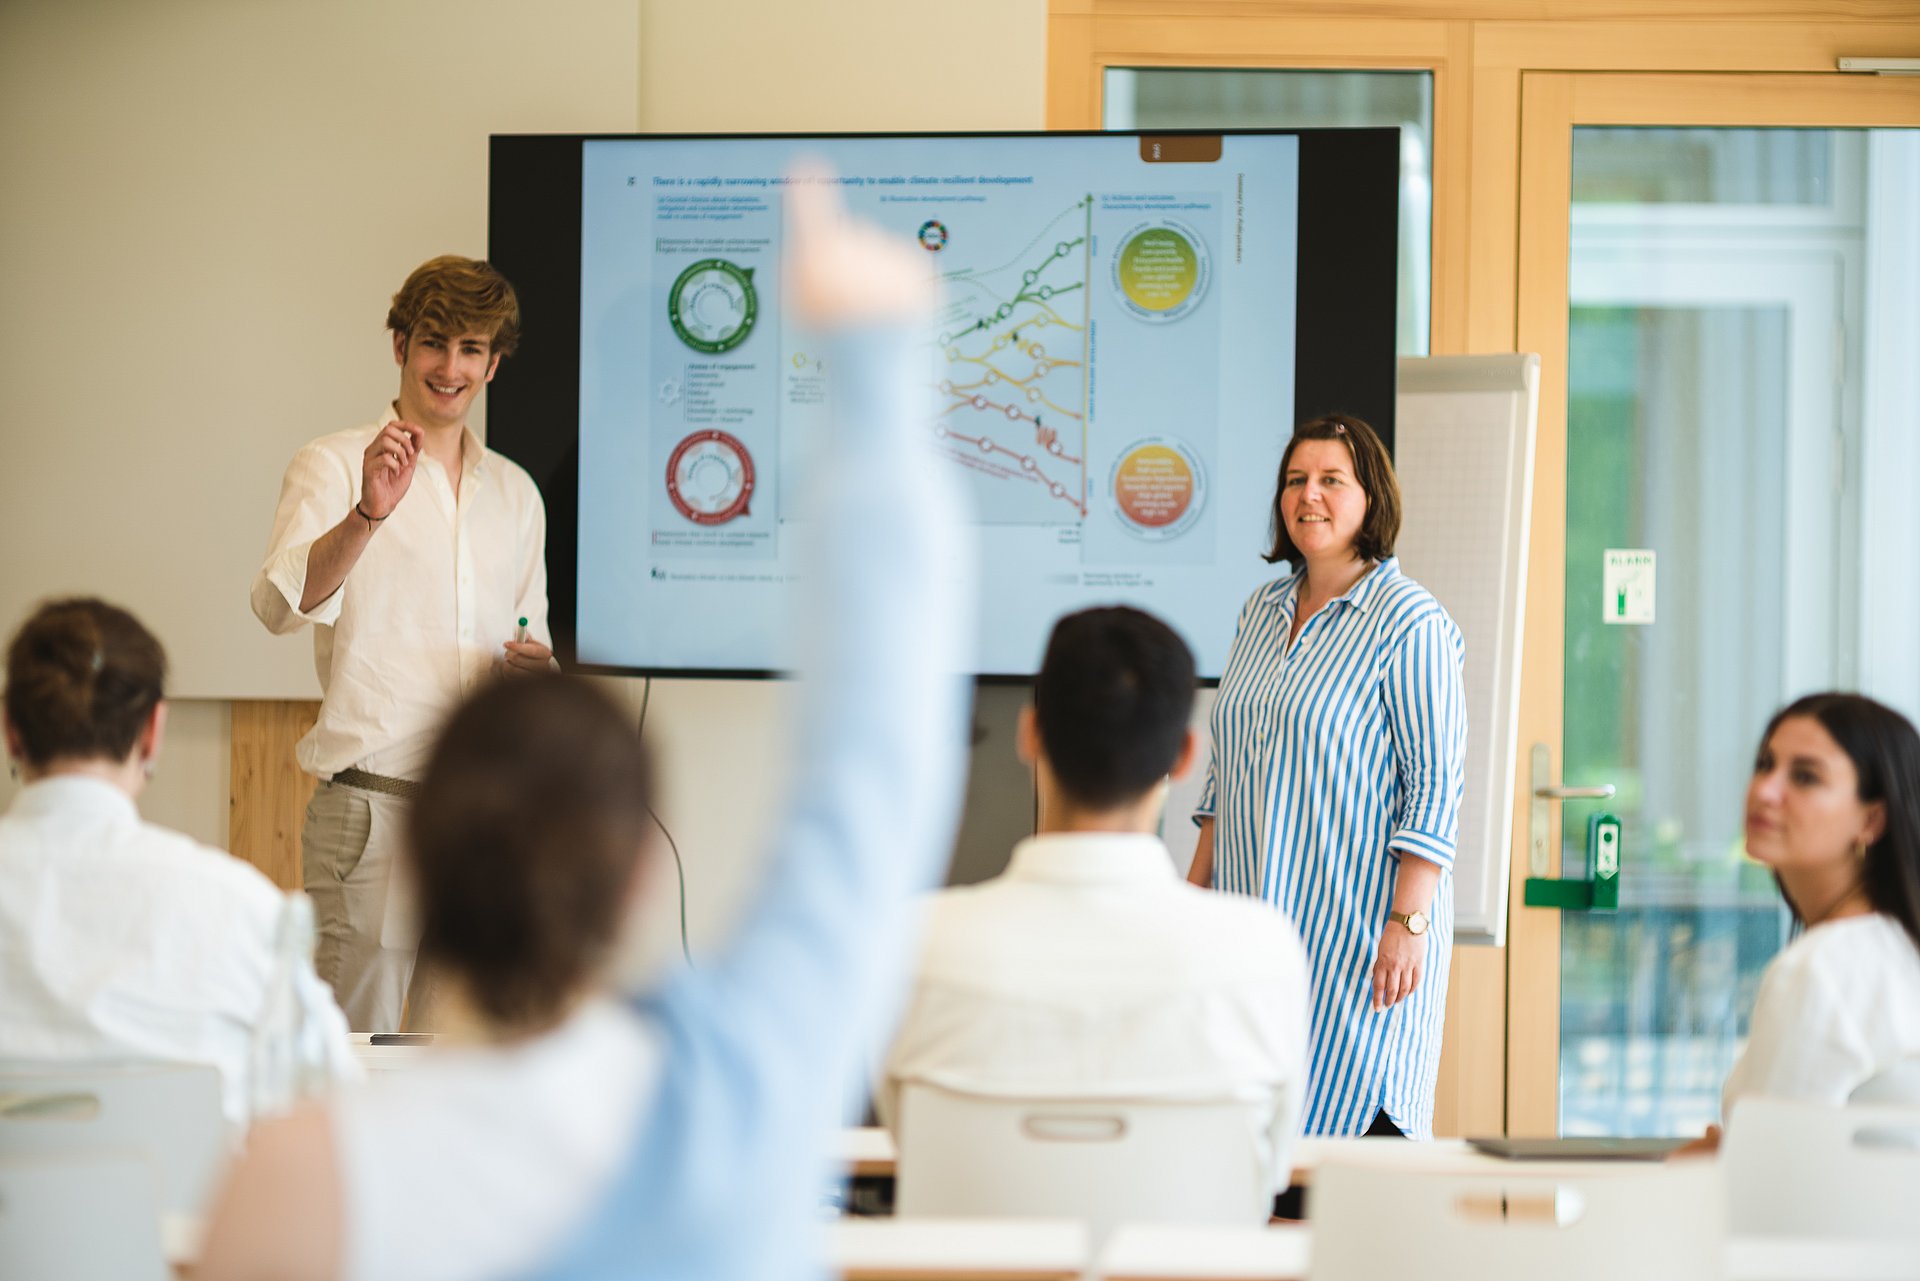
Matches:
[0,597,355,1127]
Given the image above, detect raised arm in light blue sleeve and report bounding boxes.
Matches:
[531,320,974,1281]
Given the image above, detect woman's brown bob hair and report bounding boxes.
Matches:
[4,598,166,768]
[408,674,653,1032]
[1263,413,1402,566]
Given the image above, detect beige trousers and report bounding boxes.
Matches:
[301,779,429,1034]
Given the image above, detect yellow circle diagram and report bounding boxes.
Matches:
[1111,219,1210,323]
[1109,436,1206,541]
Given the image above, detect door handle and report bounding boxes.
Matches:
[1535,783,1616,801]
[1524,745,1622,911]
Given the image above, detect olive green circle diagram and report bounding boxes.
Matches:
[668,259,758,354]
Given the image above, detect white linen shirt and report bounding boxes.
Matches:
[880,832,1310,1192]
[250,410,551,780]
[0,777,358,1127]
[1722,912,1920,1118]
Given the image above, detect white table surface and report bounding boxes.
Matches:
[841,1220,1919,1281]
[837,1129,1674,1187]
[832,1217,1089,1280]
[159,1209,1920,1279]
[348,1032,432,1074]
[1099,1223,1310,1280]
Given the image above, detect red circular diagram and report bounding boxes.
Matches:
[665,430,755,525]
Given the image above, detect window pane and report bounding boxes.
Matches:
[1570,128,1836,206]
[1104,68,1433,356]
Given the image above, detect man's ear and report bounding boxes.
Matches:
[1015,704,1040,768]
[483,351,502,383]
[3,712,25,767]
[137,701,168,770]
[391,329,408,367]
[1168,727,1200,782]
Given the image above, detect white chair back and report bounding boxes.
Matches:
[1308,1159,1725,1281]
[0,1061,226,1217]
[1723,1096,1920,1239]
[895,1082,1272,1245]
[0,1152,170,1281]
[1851,1058,1920,1107]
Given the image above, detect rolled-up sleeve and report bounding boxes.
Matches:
[1193,758,1219,823]
[1383,612,1466,869]
[251,444,353,633]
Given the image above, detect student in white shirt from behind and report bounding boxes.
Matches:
[1720,692,1920,1121]
[881,605,1310,1195]
[0,598,357,1128]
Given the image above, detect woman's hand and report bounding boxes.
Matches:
[1669,1125,1722,1159]
[1371,917,1426,1011]
[1374,851,1441,1011]
[1187,817,1216,887]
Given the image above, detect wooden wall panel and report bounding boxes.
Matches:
[228,700,318,892]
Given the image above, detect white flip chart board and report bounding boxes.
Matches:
[1162,354,1538,945]
[1394,354,1538,944]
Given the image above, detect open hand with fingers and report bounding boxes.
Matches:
[360,421,424,520]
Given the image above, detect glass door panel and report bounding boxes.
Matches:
[1555,126,1920,1135]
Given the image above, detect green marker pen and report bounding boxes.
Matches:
[515,616,530,644]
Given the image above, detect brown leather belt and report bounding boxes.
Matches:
[330,767,422,801]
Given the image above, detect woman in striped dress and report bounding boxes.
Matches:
[1188,414,1466,1140]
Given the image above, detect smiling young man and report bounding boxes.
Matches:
[251,256,553,1033]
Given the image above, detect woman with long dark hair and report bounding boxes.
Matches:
[1722,692,1920,1113]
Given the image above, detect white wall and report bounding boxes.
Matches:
[0,0,644,700]
[638,0,1046,133]
[0,700,231,848]
[0,0,1049,960]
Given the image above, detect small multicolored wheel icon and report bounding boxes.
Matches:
[918,220,949,251]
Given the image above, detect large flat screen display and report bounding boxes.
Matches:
[489,129,1399,678]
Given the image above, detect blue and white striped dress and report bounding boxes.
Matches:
[1196,556,1466,1139]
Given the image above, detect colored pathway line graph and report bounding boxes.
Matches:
[932,196,1093,522]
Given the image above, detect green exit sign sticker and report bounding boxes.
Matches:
[1603,549,1655,625]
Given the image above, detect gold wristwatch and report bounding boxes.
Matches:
[1388,909,1429,936]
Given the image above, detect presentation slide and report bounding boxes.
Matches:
[574,133,1299,676]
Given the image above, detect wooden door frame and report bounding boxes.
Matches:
[1508,69,1920,1135]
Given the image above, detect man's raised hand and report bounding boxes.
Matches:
[359,421,424,520]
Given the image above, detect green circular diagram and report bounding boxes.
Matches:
[669,258,758,354]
